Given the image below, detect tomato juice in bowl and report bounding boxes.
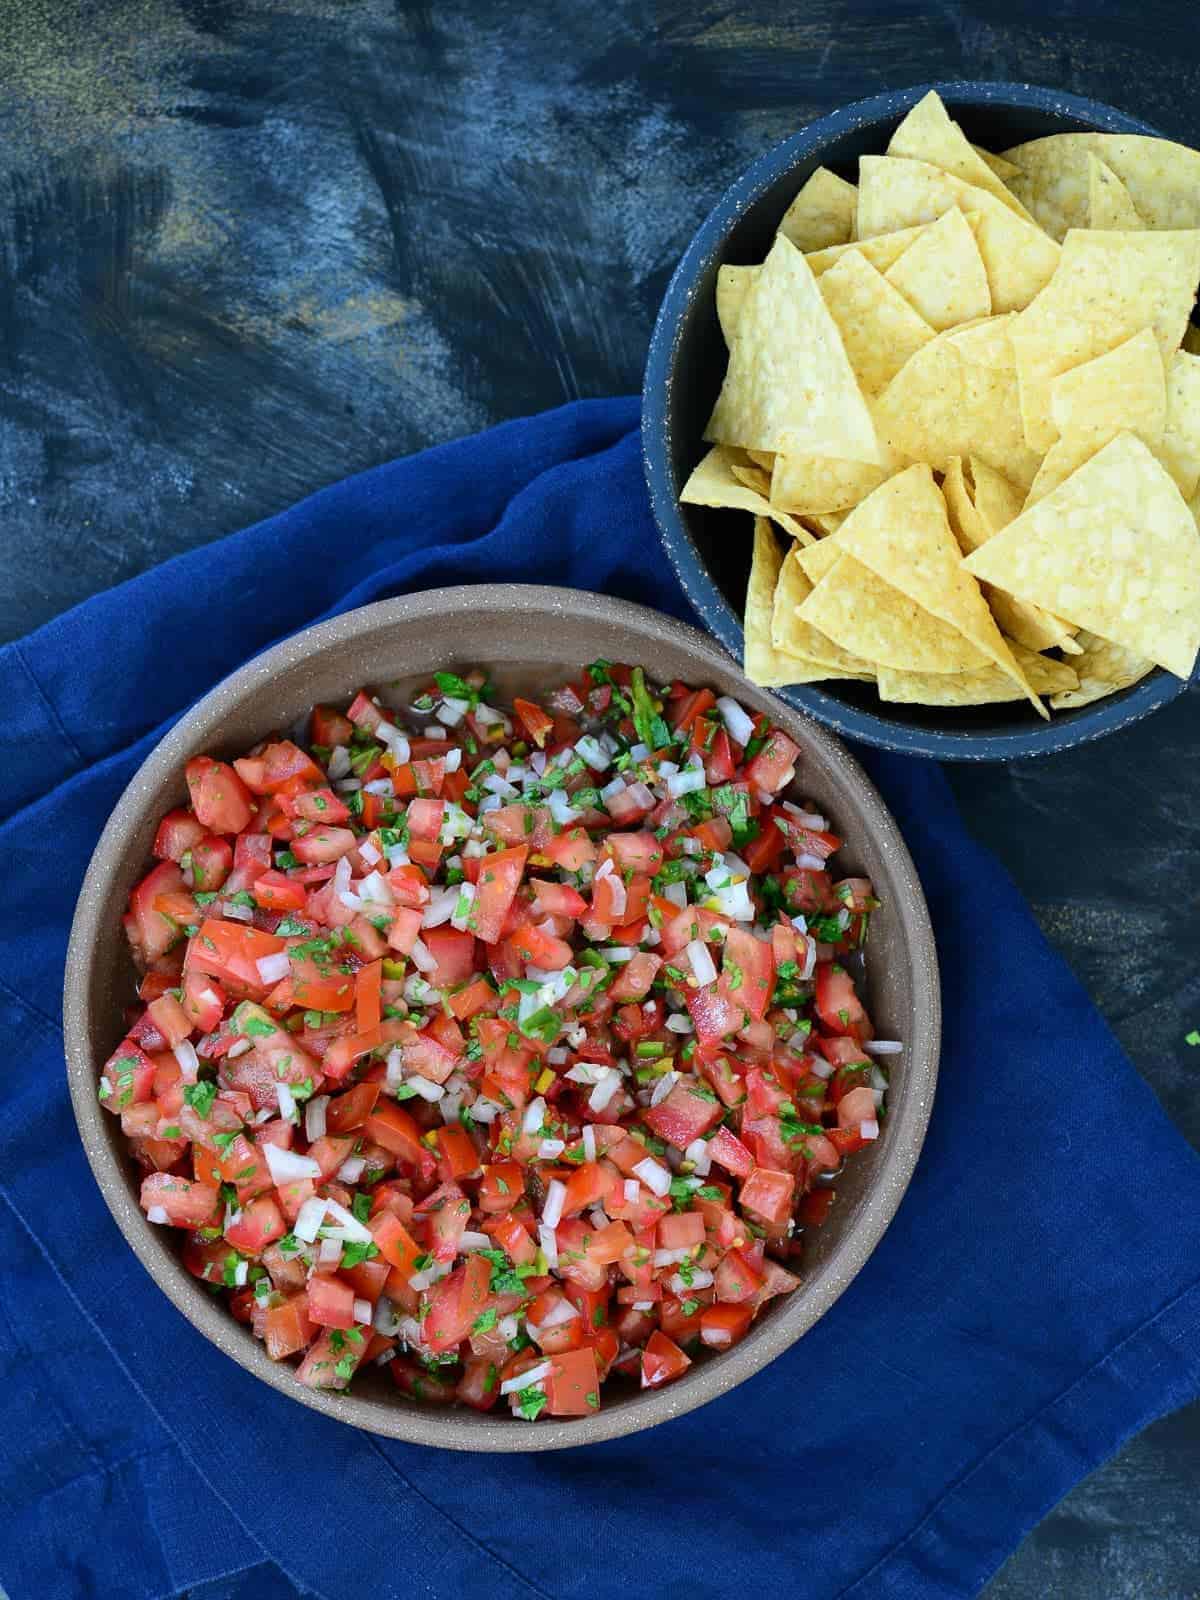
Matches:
[65,586,939,1449]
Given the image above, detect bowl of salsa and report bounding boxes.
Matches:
[64,585,939,1448]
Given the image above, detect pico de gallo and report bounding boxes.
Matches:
[104,662,898,1419]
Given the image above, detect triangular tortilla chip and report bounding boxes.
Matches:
[680,445,815,544]
[716,265,756,346]
[1011,227,1200,453]
[816,248,935,396]
[704,235,882,465]
[973,145,1023,181]
[963,432,1200,679]
[887,91,1033,220]
[778,167,857,252]
[1162,351,1200,500]
[771,452,886,515]
[1001,132,1200,239]
[873,316,1042,492]
[799,510,848,538]
[826,462,1045,710]
[941,456,1078,655]
[796,553,990,673]
[856,156,1061,313]
[1048,630,1154,710]
[806,225,927,280]
[1048,328,1167,448]
[883,205,992,331]
[743,520,871,686]
[878,644,1079,706]
[772,547,876,673]
[1087,154,1144,230]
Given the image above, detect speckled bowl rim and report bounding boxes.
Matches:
[64,585,939,1451]
[642,79,1191,762]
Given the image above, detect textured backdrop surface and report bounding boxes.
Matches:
[1,3,1198,1595]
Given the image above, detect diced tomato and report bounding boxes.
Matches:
[183,918,285,999]
[645,1079,724,1150]
[252,870,307,912]
[544,1346,599,1415]
[154,808,207,863]
[185,757,254,834]
[744,730,800,794]
[471,847,527,943]
[814,962,873,1041]
[140,1173,219,1228]
[700,1302,753,1349]
[306,1275,357,1330]
[641,1330,691,1389]
[739,1165,795,1225]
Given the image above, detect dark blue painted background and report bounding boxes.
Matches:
[1,2,1197,1594]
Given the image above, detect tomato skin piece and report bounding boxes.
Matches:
[814,962,873,1042]
[739,1165,795,1226]
[644,1080,724,1150]
[707,1124,755,1179]
[185,757,255,834]
[153,808,207,863]
[307,1275,356,1330]
[513,696,554,747]
[545,1346,600,1415]
[252,870,307,912]
[471,846,528,944]
[140,1172,220,1229]
[263,1295,315,1361]
[744,729,800,794]
[640,1330,691,1390]
[362,1102,428,1170]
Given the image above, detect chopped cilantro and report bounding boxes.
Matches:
[516,1385,548,1421]
[340,1240,380,1270]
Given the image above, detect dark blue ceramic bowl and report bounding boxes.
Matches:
[643,81,1193,761]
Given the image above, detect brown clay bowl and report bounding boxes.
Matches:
[63,585,940,1450]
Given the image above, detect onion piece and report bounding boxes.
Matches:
[865,1039,903,1056]
[305,1095,328,1142]
[541,1178,567,1230]
[632,1156,671,1197]
[353,1298,373,1325]
[686,938,718,987]
[293,1196,328,1243]
[860,1119,880,1141]
[500,1361,552,1396]
[172,1039,199,1083]
[263,1143,321,1185]
[715,695,755,747]
[146,1205,169,1225]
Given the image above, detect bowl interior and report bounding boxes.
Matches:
[65,587,939,1449]
[647,82,1189,759]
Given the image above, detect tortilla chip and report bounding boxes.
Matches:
[1048,328,1167,448]
[681,445,815,545]
[778,167,857,252]
[796,553,990,673]
[941,456,1077,654]
[963,432,1200,679]
[729,461,771,497]
[772,547,876,673]
[1087,154,1144,230]
[1161,351,1200,500]
[715,265,756,345]
[806,225,927,279]
[873,315,1042,492]
[973,145,1023,181]
[704,235,881,465]
[1010,228,1200,452]
[816,248,936,396]
[824,462,1045,709]
[1001,132,1200,239]
[879,644,1079,705]
[771,452,887,515]
[1048,630,1155,710]
[744,520,870,686]
[856,156,1061,313]
[746,449,775,472]
[800,510,848,538]
[887,90,1033,219]
[883,205,991,331]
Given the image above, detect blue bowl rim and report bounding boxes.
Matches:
[642,79,1190,762]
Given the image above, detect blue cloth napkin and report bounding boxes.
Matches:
[2,397,1198,1600]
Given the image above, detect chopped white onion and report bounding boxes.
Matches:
[537,1225,559,1270]
[327,745,352,779]
[323,1199,373,1243]
[500,1361,552,1396]
[667,765,706,799]
[587,1072,621,1113]
[305,1096,328,1142]
[222,900,254,923]
[146,1205,170,1225]
[596,946,635,963]
[337,1155,366,1183]
[358,838,382,866]
[358,870,394,907]
[522,1096,547,1135]
[253,951,291,986]
[444,747,462,773]
[263,1143,321,1184]
[406,1075,446,1102]
[546,787,581,826]
[472,701,506,728]
[684,1138,712,1176]
[540,1297,579,1329]
[173,1039,199,1083]
[798,934,817,982]
[624,1178,640,1203]
[686,938,718,987]
[449,881,476,933]
[437,695,471,727]
[794,852,826,872]
[293,1196,328,1242]
[575,734,610,772]
[233,1260,249,1287]
[632,1156,671,1197]
[650,1070,680,1107]
[541,1178,567,1230]
[670,1267,713,1294]
[665,1012,694,1034]
[581,1124,597,1163]
[409,937,436,974]
[600,776,627,803]
[860,1119,880,1141]
[781,801,828,830]
[353,1297,373,1325]
[537,1138,566,1160]
[363,778,395,797]
[865,1039,903,1056]
[422,885,459,929]
[661,880,689,909]
[715,695,755,748]
[652,1247,690,1266]
[809,1057,835,1080]
[459,1231,492,1252]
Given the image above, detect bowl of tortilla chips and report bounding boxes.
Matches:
[643,81,1200,759]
